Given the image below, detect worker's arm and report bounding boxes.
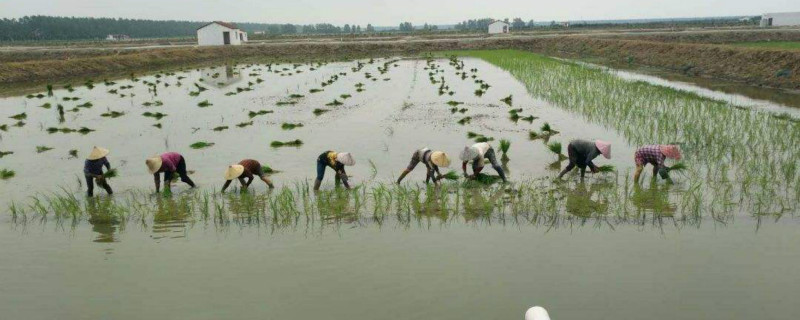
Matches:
[462,161,468,176]
[153,173,161,192]
[221,180,233,193]
[396,169,411,184]
[338,168,351,189]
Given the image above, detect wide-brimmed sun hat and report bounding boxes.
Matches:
[336,152,355,166]
[224,164,245,180]
[595,140,612,159]
[145,155,163,174]
[87,146,109,160]
[459,146,479,162]
[431,151,451,167]
[660,145,682,160]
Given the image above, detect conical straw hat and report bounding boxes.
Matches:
[224,164,245,180]
[145,155,163,174]
[660,145,682,160]
[336,152,355,166]
[595,140,612,159]
[87,146,109,160]
[431,151,451,167]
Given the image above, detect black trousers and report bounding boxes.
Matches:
[86,175,113,197]
[164,157,196,187]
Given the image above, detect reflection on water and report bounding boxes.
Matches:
[150,196,191,241]
[631,181,676,216]
[564,182,610,217]
[201,65,241,88]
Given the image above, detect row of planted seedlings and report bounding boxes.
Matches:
[454,50,800,218]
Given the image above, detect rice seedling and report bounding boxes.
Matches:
[501,95,513,106]
[457,117,472,125]
[0,169,14,180]
[509,113,520,122]
[103,168,119,179]
[38,103,52,109]
[313,108,329,115]
[669,162,688,172]
[340,94,352,99]
[547,142,568,160]
[76,102,93,109]
[326,99,344,106]
[270,140,304,148]
[447,101,464,106]
[13,121,25,127]
[46,84,53,95]
[77,127,95,135]
[474,89,485,97]
[541,122,559,134]
[236,121,254,128]
[142,112,167,120]
[9,112,27,120]
[0,151,13,158]
[213,126,229,132]
[0,124,6,132]
[142,101,163,107]
[442,171,461,181]
[520,115,537,122]
[190,141,215,149]
[597,165,615,173]
[499,139,511,160]
[68,149,78,158]
[275,101,297,106]
[46,127,75,134]
[36,146,53,153]
[467,131,481,138]
[309,89,323,93]
[281,123,304,130]
[197,100,213,108]
[153,123,163,129]
[101,110,125,118]
[248,110,273,118]
[475,136,494,143]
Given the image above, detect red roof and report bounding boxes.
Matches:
[197,21,239,30]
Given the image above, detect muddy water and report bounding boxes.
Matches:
[1,57,799,319]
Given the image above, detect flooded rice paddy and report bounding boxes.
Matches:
[1,50,799,319]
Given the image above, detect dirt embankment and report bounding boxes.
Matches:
[1,35,798,90]
[593,29,800,44]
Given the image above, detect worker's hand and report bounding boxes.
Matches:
[590,167,599,174]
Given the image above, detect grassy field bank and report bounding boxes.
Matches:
[1,34,800,90]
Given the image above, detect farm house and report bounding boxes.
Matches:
[488,21,510,34]
[197,21,248,46]
[760,12,800,27]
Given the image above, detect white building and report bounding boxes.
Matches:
[488,21,510,34]
[197,21,248,46]
[760,12,800,27]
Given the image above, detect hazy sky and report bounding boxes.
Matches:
[1,0,799,25]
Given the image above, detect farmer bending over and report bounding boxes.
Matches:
[314,151,355,191]
[633,144,682,182]
[459,142,507,182]
[146,152,196,192]
[397,148,451,185]
[84,146,113,197]
[222,159,275,192]
[558,140,611,179]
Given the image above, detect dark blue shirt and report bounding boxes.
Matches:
[84,157,110,175]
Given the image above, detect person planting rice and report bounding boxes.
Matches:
[146,152,196,192]
[459,142,507,183]
[314,151,355,191]
[557,140,611,179]
[83,146,113,197]
[221,159,275,192]
[633,144,682,182]
[396,148,451,185]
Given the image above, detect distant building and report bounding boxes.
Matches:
[197,21,248,46]
[760,12,800,27]
[561,21,571,28]
[488,21,510,34]
[106,34,131,41]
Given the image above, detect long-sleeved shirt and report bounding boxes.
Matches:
[159,152,183,172]
[238,159,264,179]
[569,140,601,166]
[635,145,666,167]
[84,157,110,176]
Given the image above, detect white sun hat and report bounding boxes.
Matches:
[145,155,163,174]
[87,146,110,160]
[459,146,479,162]
[336,152,355,166]
[224,164,245,180]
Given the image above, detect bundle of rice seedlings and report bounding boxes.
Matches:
[597,165,615,173]
[103,168,119,179]
[101,111,125,118]
[340,94,352,99]
[281,123,304,130]
[77,127,95,134]
[475,136,494,143]
[289,94,305,99]
[508,108,523,114]
[197,100,213,107]
[447,101,463,106]
[669,162,688,172]
[213,126,229,132]
[142,112,167,120]
[313,108,329,115]
[0,169,15,180]
[0,124,6,132]
[262,165,278,174]
[441,170,460,181]
[190,141,215,149]
[529,131,540,139]
[248,110,273,118]
[270,140,304,148]
[39,103,52,109]
[153,123,163,129]
[501,95,513,106]
[36,146,53,153]
[457,117,472,125]
[467,131,481,138]
[509,113,520,121]
[326,99,343,106]
[499,139,511,159]
[9,113,26,120]
[547,142,562,155]
[68,150,78,158]
[0,151,13,158]
[309,88,323,93]
[236,121,253,128]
